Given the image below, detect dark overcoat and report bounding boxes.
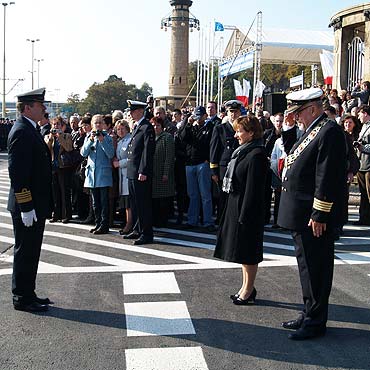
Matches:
[7,116,53,218]
[278,117,347,230]
[127,118,155,179]
[214,145,269,264]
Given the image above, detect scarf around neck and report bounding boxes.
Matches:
[222,138,264,193]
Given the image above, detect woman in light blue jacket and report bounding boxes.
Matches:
[112,119,132,235]
[81,114,114,234]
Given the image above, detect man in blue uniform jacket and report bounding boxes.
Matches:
[123,100,155,245]
[278,88,347,340]
[7,88,53,312]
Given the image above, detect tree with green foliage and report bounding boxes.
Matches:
[62,75,153,116]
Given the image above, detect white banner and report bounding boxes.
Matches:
[219,52,254,78]
[290,74,304,88]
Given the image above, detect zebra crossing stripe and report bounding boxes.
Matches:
[125,347,208,370]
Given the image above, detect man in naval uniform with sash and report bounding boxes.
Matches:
[7,88,53,312]
[277,88,347,340]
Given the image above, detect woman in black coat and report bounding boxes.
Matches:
[214,115,269,305]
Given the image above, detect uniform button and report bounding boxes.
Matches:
[282,187,287,192]
[284,177,288,181]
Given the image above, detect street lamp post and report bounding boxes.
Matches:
[34,58,43,88]
[26,38,39,89]
[2,2,15,118]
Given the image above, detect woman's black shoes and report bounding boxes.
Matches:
[233,287,257,305]
[230,293,240,300]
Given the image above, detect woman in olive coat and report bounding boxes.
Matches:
[214,115,269,305]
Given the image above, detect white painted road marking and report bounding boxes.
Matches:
[125,347,209,370]
[123,272,181,295]
[125,301,195,336]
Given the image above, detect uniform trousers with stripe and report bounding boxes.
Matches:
[291,226,335,329]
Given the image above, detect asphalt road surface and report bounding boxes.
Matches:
[0,152,370,370]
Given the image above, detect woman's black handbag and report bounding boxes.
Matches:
[60,149,83,168]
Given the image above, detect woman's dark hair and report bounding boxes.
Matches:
[150,116,165,129]
[233,115,263,139]
[340,114,361,140]
[103,114,113,128]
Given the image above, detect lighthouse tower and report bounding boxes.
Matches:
[159,0,199,109]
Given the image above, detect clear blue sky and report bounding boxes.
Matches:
[2,0,363,102]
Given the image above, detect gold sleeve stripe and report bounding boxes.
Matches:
[15,189,32,204]
[313,198,333,213]
[210,163,219,169]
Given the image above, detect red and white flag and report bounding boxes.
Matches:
[320,49,334,85]
[233,79,251,106]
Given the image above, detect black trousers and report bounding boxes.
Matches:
[152,197,172,227]
[357,171,370,224]
[291,227,335,329]
[51,167,73,220]
[11,214,46,304]
[129,178,153,238]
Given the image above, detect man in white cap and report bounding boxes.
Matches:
[277,88,347,340]
[7,88,53,312]
[123,100,155,245]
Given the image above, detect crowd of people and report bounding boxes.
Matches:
[2,83,369,235]
[6,83,370,341]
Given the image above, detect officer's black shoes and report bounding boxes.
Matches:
[62,218,70,224]
[133,236,153,245]
[288,326,326,340]
[81,217,95,225]
[123,231,140,240]
[90,226,99,233]
[281,318,303,330]
[34,296,54,305]
[14,301,49,313]
[93,227,109,235]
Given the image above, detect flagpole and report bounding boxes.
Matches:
[210,20,215,101]
[196,27,201,106]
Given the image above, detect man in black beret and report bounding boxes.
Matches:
[7,87,53,312]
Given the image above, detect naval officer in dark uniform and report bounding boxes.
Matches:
[210,100,241,221]
[123,100,155,245]
[7,88,53,312]
[277,88,347,340]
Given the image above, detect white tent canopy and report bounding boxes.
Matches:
[223,27,334,66]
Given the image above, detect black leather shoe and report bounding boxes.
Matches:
[62,218,70,224]
[123,231,141,240]
[230,293,240,301]
[233,287,257,305]
[93,227,109,235]
[281,318,303,330]
[14,302,49,312]
[133,236,153,245]
[119,229,132,236]
[81,217,95,225]
[90,226,99,233]
[34,296,54,305]
[288,326,326,340]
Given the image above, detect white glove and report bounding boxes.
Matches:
[21,209,38,227]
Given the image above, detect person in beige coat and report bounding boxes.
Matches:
[45,116,74,223]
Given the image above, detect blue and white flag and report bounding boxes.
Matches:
[215,21,224,32]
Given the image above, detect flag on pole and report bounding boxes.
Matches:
[319,49,334,85]
[215,21,224,32]
[243,79,251,106]
[233,79,250,107]
[254,80,266,98]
